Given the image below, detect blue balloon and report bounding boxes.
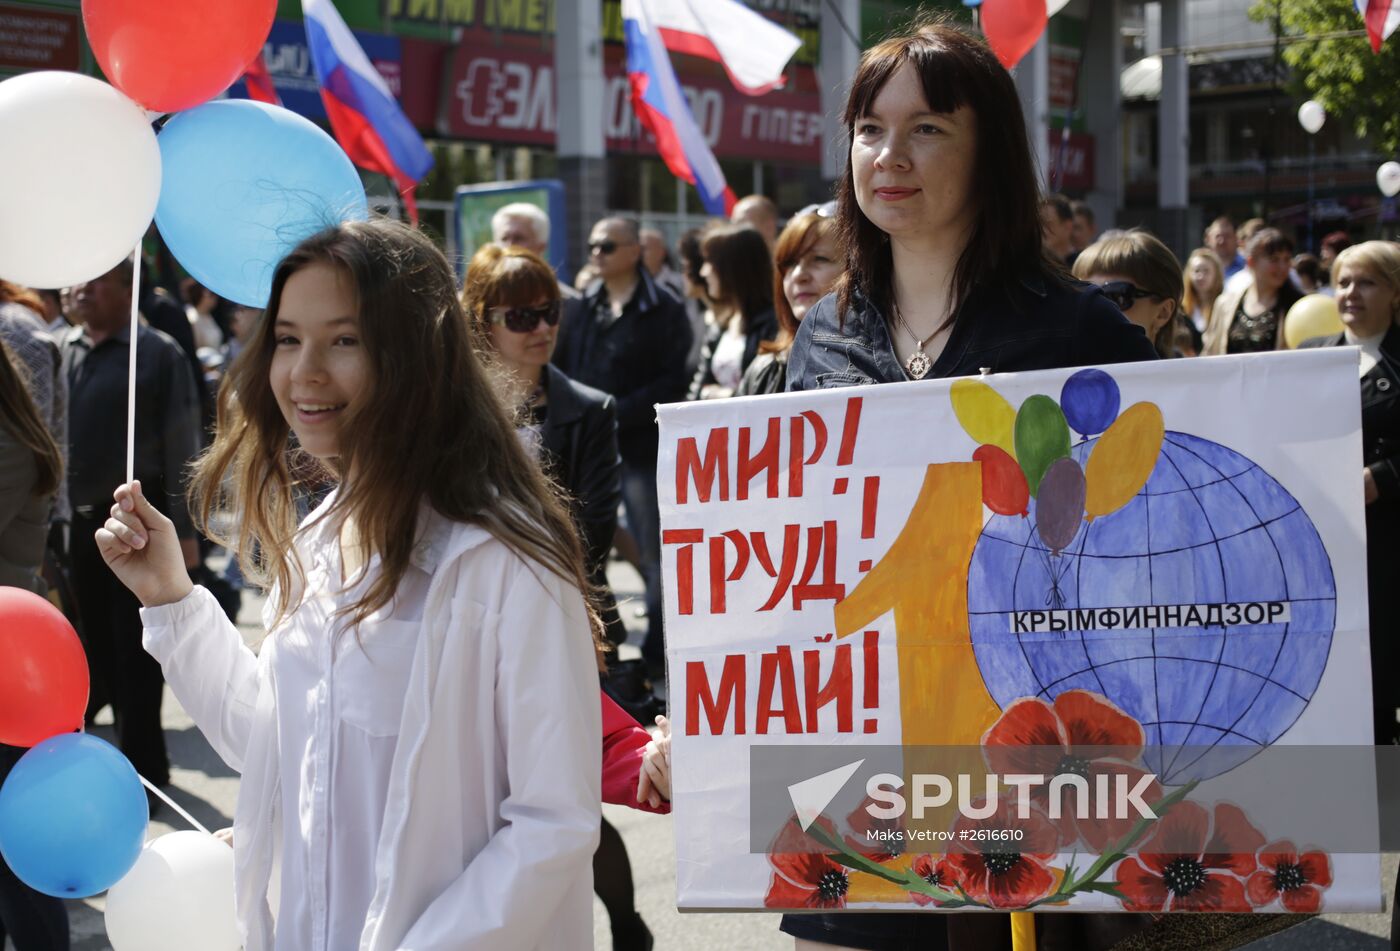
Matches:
[1059,368,1121,437]
[156,99,368,307]
[0,733,147,897]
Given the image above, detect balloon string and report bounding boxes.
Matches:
[125,240,142,485]
[138,775,212,836]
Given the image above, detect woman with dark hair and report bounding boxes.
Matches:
[738,210,841,395]
[689,225,778,399]
[0,337,69,951]
[1202,228,1302,355]
[676,228,711,375]
[783,15,1155,951]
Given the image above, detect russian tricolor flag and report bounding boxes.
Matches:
[302,0,433,220]
[1356,0,1400,52]
[241,49,282,107]
[640,0,801,96]
[622,0,800,216]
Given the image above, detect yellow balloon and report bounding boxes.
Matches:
[950,378,1017,459]
[1283,294,1343,349]
[1084,402,1164,519]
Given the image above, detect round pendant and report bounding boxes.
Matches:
[907,351,931,379]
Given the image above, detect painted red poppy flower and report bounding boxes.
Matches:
[982,690,1158,850]
[1116,801,1264,912]
[945,797,1060,908]
[845,793,906,862]
[764,815,897,909]
[909,853,962,906]
[1245,841,1332,913]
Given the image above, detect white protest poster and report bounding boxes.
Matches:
[657,349,1383,914]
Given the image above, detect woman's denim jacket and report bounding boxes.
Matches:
[787,276,1158,391]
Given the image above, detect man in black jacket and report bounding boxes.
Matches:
[61,257,202,797]
[553,216,692,671]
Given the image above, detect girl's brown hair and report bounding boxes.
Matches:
[766,212,839,355]
[1072,229,1183,356]
[1181,247,1224,323]
[0,339,61,498]
[700,224,774,332]
[834,15,1054,326]
[461,244,562,336]
[191,219,601,648]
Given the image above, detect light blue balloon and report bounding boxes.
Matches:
[156,99,369,307]
[0,733,147,897]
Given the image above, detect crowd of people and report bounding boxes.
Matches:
[0,12,1396,951]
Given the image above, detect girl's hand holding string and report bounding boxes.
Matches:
[96,480,195,608]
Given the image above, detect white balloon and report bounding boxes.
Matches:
[1379,161,1400,198]
[0,71,160,289]
[1047,0,1073,15]
[1297,99,1325,135]
[105,831,239,951]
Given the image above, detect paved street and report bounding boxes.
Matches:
[23,556,1394,950]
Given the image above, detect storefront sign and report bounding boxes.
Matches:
[445,43,823,163]
[1047,128,1095,192]
[0,3,80,73]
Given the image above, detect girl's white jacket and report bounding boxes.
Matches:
[139,508,602,950]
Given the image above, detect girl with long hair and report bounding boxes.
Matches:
[95,219,603,950]
[0,337,68,951]
[782,14,1155,951]
[1182,247,1224,352]
[689,224,778,399]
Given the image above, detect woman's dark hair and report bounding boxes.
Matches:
[677,228,705,286]
[179,277,210,308]
[1246,228,1295,261]
[0,339,61,498]
[1292,253,1323,288]
[701,225,774,331]
[834,14,1052,325]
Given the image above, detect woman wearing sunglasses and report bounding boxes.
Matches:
[462,244,620,639]
[462,244,665,950]
[781,14,1157,951]
[1072,230,1185,357]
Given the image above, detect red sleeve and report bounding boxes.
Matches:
[600,691,671,815]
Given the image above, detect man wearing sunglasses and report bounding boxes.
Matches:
[553,216,693,676]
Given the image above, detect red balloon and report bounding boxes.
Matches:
[0,587,89,747]
[974,444,1030,517]
[83,0,277,113]
[980,0,1048,70]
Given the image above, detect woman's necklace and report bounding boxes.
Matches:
[892,299,939,380]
